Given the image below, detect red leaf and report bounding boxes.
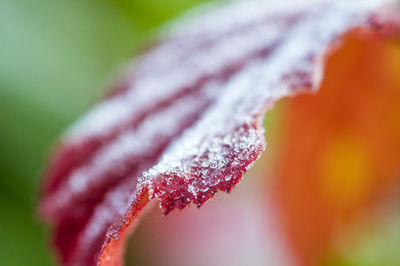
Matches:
[39,1,400,265]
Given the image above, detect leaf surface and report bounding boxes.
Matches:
[39,0,400,265]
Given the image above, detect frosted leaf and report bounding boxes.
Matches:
[38,0,399,265]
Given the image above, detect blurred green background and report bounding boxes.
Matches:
[0,0,211,265]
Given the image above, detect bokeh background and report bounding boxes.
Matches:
[0,1,212,265]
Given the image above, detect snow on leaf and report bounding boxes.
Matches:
[39,0,400,265]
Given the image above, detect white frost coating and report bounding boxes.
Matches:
[73,179,136,264]
[66,18,290,141]
[44,81,221,212]
[137,19,289,79]
[138,0,388,200]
